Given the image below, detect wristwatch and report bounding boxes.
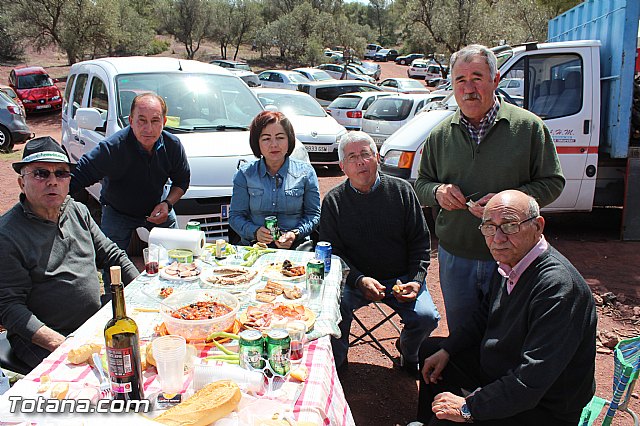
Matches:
[460,403,474,423]
[161,199,173,212]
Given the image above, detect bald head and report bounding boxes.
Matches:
[481,190,544,267]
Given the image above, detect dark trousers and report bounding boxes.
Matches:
[417,338,577,426]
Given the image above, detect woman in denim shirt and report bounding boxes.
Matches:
[230,111,321,249]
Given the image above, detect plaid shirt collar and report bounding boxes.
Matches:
[460,97,500,144]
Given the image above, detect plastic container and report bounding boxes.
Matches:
[160,290,239,340]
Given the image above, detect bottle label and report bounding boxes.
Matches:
[106,346,135,378]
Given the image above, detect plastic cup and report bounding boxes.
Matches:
[152,335,186,394]
[306,278,325,314]
[286,320,306,363]
[143,246,159,277]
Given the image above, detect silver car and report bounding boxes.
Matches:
[361,93,445,148]
[326,92,393,130]
[0,90,31,152]
[253,88,347,165]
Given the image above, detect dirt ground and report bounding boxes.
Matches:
[1,46,640,425]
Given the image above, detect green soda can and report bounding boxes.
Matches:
[186,221,200,231]
[264,216,280,240]
[266,329,291,375]
[238,329,265,370]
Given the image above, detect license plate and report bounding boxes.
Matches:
[305,144,330,153]
[36,105,51,110]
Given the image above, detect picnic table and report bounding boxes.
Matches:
[0,248,355,425]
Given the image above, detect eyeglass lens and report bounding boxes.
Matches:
[24,169,72,180]
[346,152,373,163]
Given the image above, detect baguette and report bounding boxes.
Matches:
[154,380,241,426]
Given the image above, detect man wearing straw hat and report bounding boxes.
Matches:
[0,137,138,368]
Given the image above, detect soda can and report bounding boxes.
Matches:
[264,216,280,240]
[186,221,201,231]
[266,329,291,375]
[314,241,332,275]
[238,330,265,370]
[306,259,325,284]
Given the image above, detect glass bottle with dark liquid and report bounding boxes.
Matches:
[104,266,145,400]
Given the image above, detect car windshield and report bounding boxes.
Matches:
[401,80,427,89]
[115,73,263,131]
[287,73,311,83]
[309,70,333,81]
[235,63,251,71]
[257,92,325,117]
[17,74,53,89]
[364,98,413,121]
[328,95,361,109]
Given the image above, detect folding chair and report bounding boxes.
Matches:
[349,302,402,363]
[579,336,640,426]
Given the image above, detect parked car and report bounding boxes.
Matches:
[361,93,445,148]
[427,75,448,87]
[395,53,424,65]
[408,61,444,80]
[227,69,260,87]
[315,64,376,84]
[258,70,311,90]
[209,59,252,72]
[378,78,431,94]
[0,90,31,152]
[61,57,309,243]
[253,88,347,165]
[293,67,334,82]
[364,43,383,59]
[297,80,383,108]
[326,91,393,130]
[497,77,524,97]
[373,49,399,62]
[0,84,26,115]
[352,59,382,80]
[9,66,62,113]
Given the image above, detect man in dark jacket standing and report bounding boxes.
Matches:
[415,190,596,425]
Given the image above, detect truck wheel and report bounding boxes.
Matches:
[0,126,14,153]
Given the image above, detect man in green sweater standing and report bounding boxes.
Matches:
[414,44,565,332]
[413,190,596,425]
[320,131,440,377]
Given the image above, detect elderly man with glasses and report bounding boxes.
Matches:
[411,189,596,426]
[320,131,440,377]
[0,137,138,368]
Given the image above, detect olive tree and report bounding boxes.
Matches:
[160,0,213,59]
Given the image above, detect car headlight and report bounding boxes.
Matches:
[22,99,34,103]
[382,150,415,169]
[336,130,347,144]
[51,95,61,100]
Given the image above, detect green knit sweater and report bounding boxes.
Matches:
[415,99,564,260]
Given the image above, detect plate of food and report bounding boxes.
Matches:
[262,260,306,282]
[200,266,261,290]
[238,302,315,332]
[249,280,306,304]
[160,261,203,281]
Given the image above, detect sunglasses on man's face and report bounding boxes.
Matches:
[21,168,72,180]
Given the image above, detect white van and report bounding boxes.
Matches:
[364,44,383,59]
[61,57,309,243]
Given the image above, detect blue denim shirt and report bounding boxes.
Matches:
[229,157,321,244]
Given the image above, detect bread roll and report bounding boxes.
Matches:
[154,380,241,426]
[50,383,69,400]
[67,343,102,365]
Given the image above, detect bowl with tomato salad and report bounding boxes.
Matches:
[160,289,240,340]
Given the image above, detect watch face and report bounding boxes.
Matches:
[461,404,472,418]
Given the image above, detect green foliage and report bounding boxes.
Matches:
[0,5,23,61]
[159,0,213,59]
[147,39,171,55]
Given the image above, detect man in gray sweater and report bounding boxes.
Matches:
[414,190,596,425]
[0,137,139,369]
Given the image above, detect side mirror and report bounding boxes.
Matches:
[76,108,104,130]
[52,78,60,84]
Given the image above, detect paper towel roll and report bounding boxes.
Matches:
[148,228,206,257]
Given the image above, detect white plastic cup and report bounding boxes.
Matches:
[152,335,186,394]
[193,363,263,392]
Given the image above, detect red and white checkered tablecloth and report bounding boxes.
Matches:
[0,249,354,425]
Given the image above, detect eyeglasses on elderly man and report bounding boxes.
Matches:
[478,216,537,236]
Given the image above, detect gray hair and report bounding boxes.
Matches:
[450,44,498,80]
[338,131,378,162]
[526,196,540,218]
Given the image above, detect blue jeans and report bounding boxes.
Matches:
[331,275,440,368]
[100,205,177,304]
[438,246,497,333]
